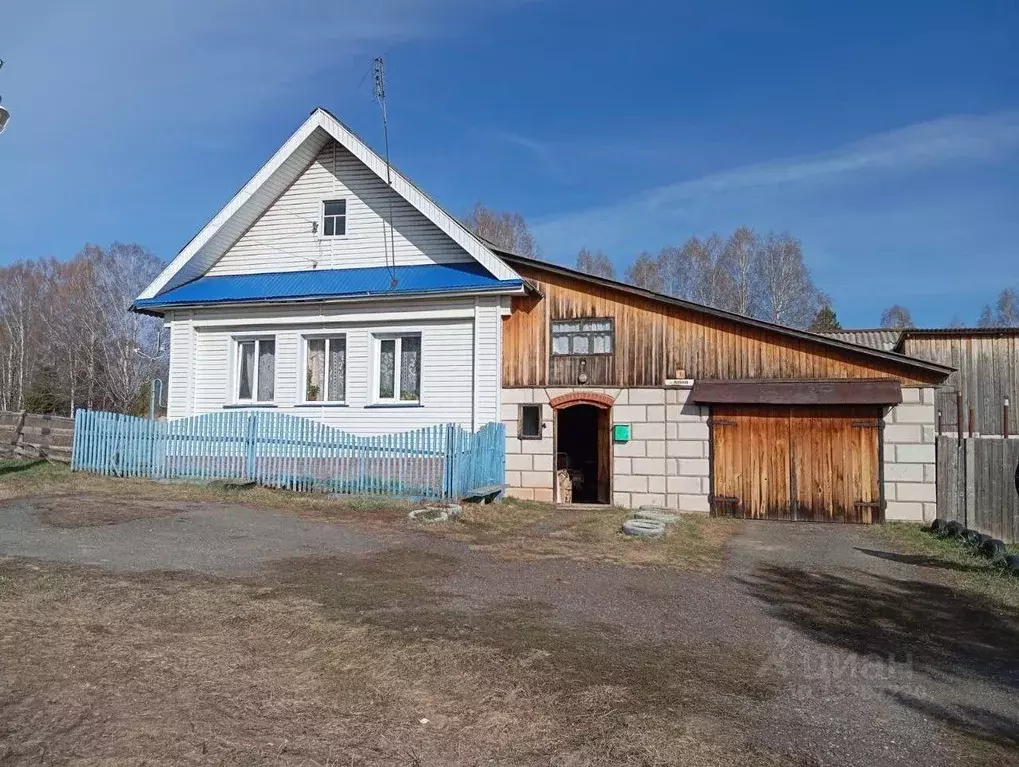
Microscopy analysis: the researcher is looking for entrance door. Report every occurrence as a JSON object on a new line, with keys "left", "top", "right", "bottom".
{"left": 710, "top": 405, "right": 882, "bottom": 523}
{"left": 555, "top": 404, "right": 611, "bottom": 503}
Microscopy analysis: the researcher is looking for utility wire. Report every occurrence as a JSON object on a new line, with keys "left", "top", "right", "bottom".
{"left": 372, "top": 57, "right": 399, "bottom": 289}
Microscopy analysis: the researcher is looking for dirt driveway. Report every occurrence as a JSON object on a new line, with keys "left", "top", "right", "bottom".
{"left": 0, "top": 492, "right": 1016, "bottom": 766}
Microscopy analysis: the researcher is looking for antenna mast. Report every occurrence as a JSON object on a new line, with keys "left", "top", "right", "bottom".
{"left": 372, "top": 57, "right": 398, "bottom": 288}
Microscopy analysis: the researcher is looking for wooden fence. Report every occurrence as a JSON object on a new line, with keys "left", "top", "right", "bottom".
{"left": 936, "top": 435, "right": 1019, "bottom": 543}
{"left": 0, "top": 410, "right": 74, "bottom": 462}
{"left": 71, "top": 409, "right": 505, "bottom": 501}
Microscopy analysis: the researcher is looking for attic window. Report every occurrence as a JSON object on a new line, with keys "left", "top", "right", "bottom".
{"left": 551, "top": 318, "right": 614, "bottom": 356}
{"left": 322, "top": 199, "right": 347, "bottom": 237}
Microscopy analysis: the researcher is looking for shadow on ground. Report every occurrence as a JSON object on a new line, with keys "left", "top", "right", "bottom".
{"left": 739, "top": 561, "right": 1019, "bottom": 752}
{"left": 0, "top": 460, "right": 46, "bottom": 477}
{"left": 854, "top": 547, "right": 992, "bottom": 573}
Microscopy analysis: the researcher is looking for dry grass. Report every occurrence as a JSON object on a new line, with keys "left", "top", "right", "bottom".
{"left": 0, "top": 554, "right": 783, "bottom": 766}
{"left": 423, "top": 498, "right": 741, "bottom": 572}
{"left": 869, "top": 522, "right": 1019, "bottom": 611}
{"left": 1, "top": 461, "right": 739, "bottom": 571}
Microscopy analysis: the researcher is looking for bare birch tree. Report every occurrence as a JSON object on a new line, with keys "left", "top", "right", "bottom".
{"left": 462, "top": 203, "right": 538, "bottom": 258}
{"left": 880, "top": 304, "right": 915, "bottom": 329}
{"left": 575, "top": 248, "right": 616, "bottom": 279}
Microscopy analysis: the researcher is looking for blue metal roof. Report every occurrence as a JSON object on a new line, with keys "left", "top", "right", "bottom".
{"left": 134, "top": 262, "right": 521, "bottom": 313}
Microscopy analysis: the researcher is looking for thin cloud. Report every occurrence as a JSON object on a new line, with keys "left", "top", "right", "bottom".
{"left": 536, "top": 111, "right": 1019, "bottom": 239}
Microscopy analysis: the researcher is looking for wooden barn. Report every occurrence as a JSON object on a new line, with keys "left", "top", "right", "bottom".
{"left": 497, "top": 252, "right": 952, "bottom": 523}
{"left": 827, "top": 328, "right": 1019, "bottom": 436}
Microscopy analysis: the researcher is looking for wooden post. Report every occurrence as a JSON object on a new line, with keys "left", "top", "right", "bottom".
{"left": 956, "top": 392, "right": 964, "bottom": 444}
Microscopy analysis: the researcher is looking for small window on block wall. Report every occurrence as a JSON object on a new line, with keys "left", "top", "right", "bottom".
{"left": 520, "top": 405, "right": 542, "bottom": 439}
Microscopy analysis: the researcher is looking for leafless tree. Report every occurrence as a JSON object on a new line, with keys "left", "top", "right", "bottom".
{"left": 575, "top": 248, "right": 616, "bottom": 279}
{"left": 978, "top": 288, "right": 1019, "bottom": 327}
{"left": 881, "top": 304, "right": 915, "bottom": 329}
{"left": 624, "top": 253, "right": 666, "bottom": 292}
{"left": 462, "top": 203, "right": 538, "bottom": 258}
{"left": 754, "top": 233, "right": 825, "bottom": 328}
{"left": 0, "top": 243, "right": 166, "bottom": 415}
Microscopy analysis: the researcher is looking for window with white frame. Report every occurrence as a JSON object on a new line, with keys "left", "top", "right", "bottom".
{"left": 322, "top": 199, "right": 347, "bottom": 237}
{"left": 375, "top": 334, "right": 421, "bottom": 403}
{"left": 305, "top": 336, "right": 346, "bottom": 403}
{"left": 551, "top": 318, "right": 614, "bottom": 356}
{"left": 235, "top": 338, "right": 275, "bottom": 403}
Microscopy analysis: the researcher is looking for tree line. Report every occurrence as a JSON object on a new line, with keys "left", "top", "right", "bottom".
{"left": 464, "top": 203, "right": 1018, "bottom": 332}
{"left": 0, "top": 243, "right": 166, "bottom": 416}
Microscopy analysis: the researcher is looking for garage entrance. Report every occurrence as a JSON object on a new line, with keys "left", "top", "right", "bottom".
{"left": 710, "top": 404, "right": 883, "bottom": 523}
{"left": 554, "top": 404, "right": 611, "bottom": 504}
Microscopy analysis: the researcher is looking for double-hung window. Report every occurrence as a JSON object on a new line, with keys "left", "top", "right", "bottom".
{"left": 375, "top": 334, "right": 422, "bottom": 404}
{"left": 235, "top": 338, "right": 275, "bottom": 403}
{"left": 322, "top": 199, "right": 346, "bottom": 237}
{"left": 305, "top": 336, "right": 346, "bottom": 403}
{"left": 551, "top": 318, "right": 614, "bottom": 356}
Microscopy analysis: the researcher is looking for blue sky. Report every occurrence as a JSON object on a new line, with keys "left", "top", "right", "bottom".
{"left": 0, "top": 0, "right": 1016, "bottom": 326}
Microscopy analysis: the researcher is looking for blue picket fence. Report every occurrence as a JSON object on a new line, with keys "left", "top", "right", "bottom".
{"left": 71, "top": 409, "right": 505, "bottom": 501}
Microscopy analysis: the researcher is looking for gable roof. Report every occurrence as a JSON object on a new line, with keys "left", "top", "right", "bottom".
{"left": 493, "top": 248, "right": 954, "bottom": 381}
{"left": 137, "top": 107, "right": 521, "bottom": 302}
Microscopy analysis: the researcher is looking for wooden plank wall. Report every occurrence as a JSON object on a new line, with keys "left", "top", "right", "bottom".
{"left": 0, "top": 411, "right": 74, "bottom": 462}
{"left": 903, "top": 335, "right": 1019, "bottom": 435}
{"left": 936, "top": 435, "right": 1019, "bottom": 543}
{"left": 504, "top": 267, "right": 940, "bottom": 387}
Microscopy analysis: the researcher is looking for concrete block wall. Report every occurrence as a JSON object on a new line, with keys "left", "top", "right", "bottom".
{"left": 883, "top": 387, "right": 937, "bottom": 522}
{"left": 501, "top": 387, "right": 711, "bottom": 510}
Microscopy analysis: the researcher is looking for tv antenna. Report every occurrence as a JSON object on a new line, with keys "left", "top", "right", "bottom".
{"left": 372, "top": 56, "right": 398, "bottom": 289}
{"left": 0, "top": 60, "right": 9, "bottom": 135}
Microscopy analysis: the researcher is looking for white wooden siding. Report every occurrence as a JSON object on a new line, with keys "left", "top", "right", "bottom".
{"left": 172, "top": 302, "right": 484, "bottom": 433}
{"left": 473, "top": 297, "right": 501, "bottom": 428}
{"left": 207, "top": 141, "right": 473, "bottom": 276}
{"left": 166, "top": 313, "right": 195, "bottom": 419}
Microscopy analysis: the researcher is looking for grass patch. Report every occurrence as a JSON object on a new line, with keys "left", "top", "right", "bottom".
{"left": 870, "top": 522, "right": 1019, "bottom": 611}
{"left": 424, "top": 498, "right": 740, "bottom": 572}
{"left": 1, "top": 460, "right": 739, "bottom": 571}
{"left": 0, "top": 556, "right": 782, "bottom": 766}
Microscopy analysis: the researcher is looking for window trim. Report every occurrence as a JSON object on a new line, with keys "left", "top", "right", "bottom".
{"left": 232, "top": 335, "right": 276, "bottom": 405}
{"left": 301, "top": 333, "right": 347, "bottom": 405}
{"left": 550, "top": 317, "right": 615, "bottom": 357}
{"left": 321, "top": 198, "right": 347, "bottom": 238}
{"left": 372, "top": 333, "right": 423, "bottom": 406}
{"left": 519, "top": 404, "right": 543, "bottom": 440}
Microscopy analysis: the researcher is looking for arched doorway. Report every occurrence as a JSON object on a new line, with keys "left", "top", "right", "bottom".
{"left": 550, "top": 392, "right": 613, "bottom": 504}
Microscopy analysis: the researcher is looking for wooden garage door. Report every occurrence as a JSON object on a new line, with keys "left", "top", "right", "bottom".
{"left": 710, "top": 405, "right": 883, "bottom": 523}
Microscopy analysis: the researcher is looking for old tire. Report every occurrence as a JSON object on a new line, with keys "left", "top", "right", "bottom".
{"left": 980, "top": 538, "right": 1007, "bottom": 561}
{"left": 964, "top": 529, "right": 983, "bottom": 546}
{"left": 1005, "top": 554, "right": 1019, "bottom": 575}
{"left": 930, "top": 518, "right": 945, "bottom": 534}
{"left": 633, "top": 507, "right": 681, "bottom": 525}
{"left": 622, "top": 518, "right": 666, "bottom": 538}
{"left": 945, "top": 520, "right": 964, "bottom": 538}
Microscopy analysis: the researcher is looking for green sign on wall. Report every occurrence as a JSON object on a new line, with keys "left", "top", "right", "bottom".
{"left": 612, "top": 423, "right": 631, "bottom": 443}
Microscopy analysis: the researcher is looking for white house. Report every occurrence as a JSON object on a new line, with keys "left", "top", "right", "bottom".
{"left": 135, "top": 108, "right": 526, "bottom": 434}
{"left": 136, "top": 107, "right": 952, "bottom": 522}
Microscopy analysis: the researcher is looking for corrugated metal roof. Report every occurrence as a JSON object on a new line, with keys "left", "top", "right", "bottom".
{"left": 133, "top": 262, "right": 522, "bottom": 313}
{"left": 821, "top": 329, "right": 903, "bottom": 352}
